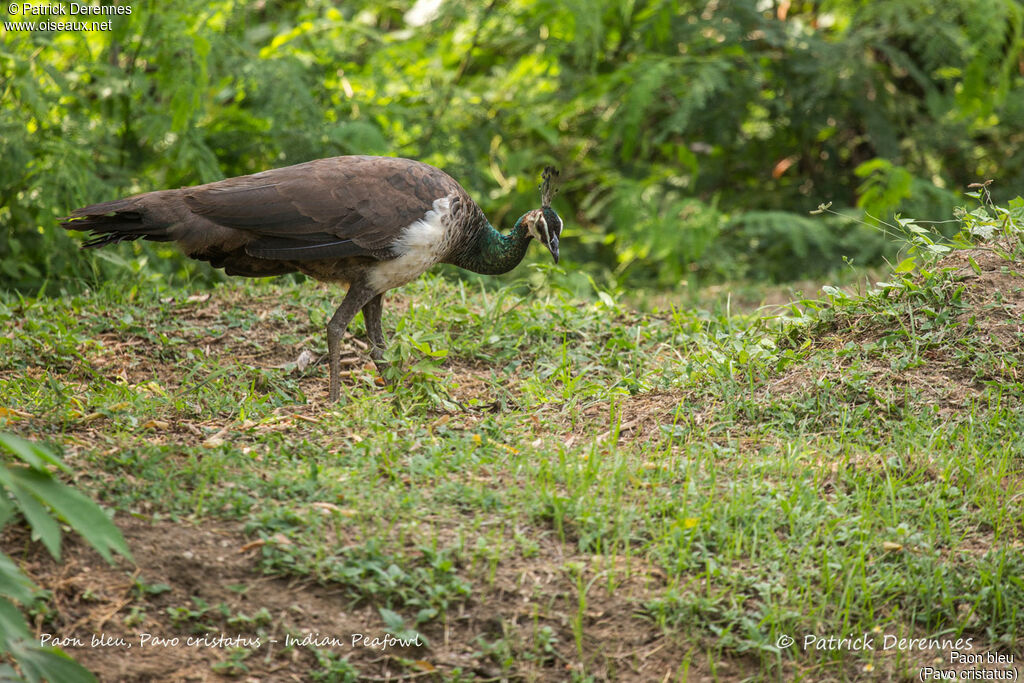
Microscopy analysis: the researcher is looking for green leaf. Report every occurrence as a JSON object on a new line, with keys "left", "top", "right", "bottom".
{"left": 893, "top": 257, "right": 916, "bottom": 274}
{"left": 0, "top": 434, "right": 70, "bottom": 474}
{"left": 409, "top": 339, "right": 448, "bottom": 359}
{"left": 377, "top": 607, "right": 429, "bottom": 646}
{"left": 0, "top": 596, "right": 33, "bottom": 650}
{"left": 0, "top": 554, "right": 38, "bottom": 606}
{"left": 597, "top": 291, "right": 617, "bottom": 308}
{"left": 378, "top": 607, "right": 405, "bottom": 630}
{"left": 6, "top": 468, "right": 132, "bottom": 564}
{"left": 0, "top": 493, "right": 14, "bottom": 528}
{"left": 6, "top": 480, "right": 63, "bottom": 560}
{"left": 8, "top": 641, "right": 98, "bottom": 683}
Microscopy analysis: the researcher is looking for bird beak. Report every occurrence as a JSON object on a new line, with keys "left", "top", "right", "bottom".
{"left": 546, "top": 235, "right": 559, "bottom": 264}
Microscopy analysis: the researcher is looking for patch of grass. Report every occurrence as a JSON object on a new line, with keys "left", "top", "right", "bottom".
{"left": 2, "top": 206, "right": 1023, "bottom": 679}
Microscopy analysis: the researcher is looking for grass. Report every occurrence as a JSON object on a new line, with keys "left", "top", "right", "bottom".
{"left": 1, "top": 237, "right": 1022, "bottom": 680}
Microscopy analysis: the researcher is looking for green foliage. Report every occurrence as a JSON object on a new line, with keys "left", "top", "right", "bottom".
{"left": 252, "top": 508, "right": 470, "bottom": 629}
{"left": 0, "top": 433, "right": 132, "bottom": 683}
{"left": 2, "top": 0, "right": 1023, "bottom": 290}
{"left": 1, "top": 202, "right": 1023, "bottom": 675}
{"left": 715, "top": 210, "right": 887, "bottom": 282}
{"left": 810, "top": 184, "right": 1023, "bottom": 279}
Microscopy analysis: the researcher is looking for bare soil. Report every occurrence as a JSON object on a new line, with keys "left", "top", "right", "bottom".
{"left": 766, "top": 245, "right": 1024, "bottom": 417}
{"left": 1, "top": 284, "right": 709, "bottom": 682}
{"left": 4, "top": 247, "right": 1021, "bottom": 681}
{"left": 5, "top": 514, "right": 707, "bottom": 682}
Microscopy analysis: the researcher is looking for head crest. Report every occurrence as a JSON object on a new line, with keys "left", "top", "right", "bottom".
{"left": 540, "top": 166, "right": 559, "bottom": 209}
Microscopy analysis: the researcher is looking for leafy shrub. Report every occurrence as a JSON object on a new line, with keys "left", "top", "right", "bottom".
{"left": 2, "top": 1, "right": 1022, "bottom": 291}
{"left": 0, "top": 433, "right": 132, "bottom": 683}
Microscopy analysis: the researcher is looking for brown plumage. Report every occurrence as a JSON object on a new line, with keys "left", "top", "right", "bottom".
{"left": 62, "top": 155, "right": 562, "bottom": 400}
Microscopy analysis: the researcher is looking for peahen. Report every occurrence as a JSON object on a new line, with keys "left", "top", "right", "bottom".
{"left": 61, "top": 156, "right": 562, "bottom": 400}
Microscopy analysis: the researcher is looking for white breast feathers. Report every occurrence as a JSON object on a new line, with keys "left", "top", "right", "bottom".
{"left": 366, "top": 196, "right": 452, "bottom": 293}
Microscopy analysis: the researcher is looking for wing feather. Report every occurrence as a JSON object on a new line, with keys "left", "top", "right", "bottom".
{"left": 181, "top": 156, "right": 461, "bottom": 260}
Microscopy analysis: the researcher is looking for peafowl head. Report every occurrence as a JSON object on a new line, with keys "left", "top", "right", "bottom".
{"left": 522, "top": 166, "right": 562, "bottom": 263}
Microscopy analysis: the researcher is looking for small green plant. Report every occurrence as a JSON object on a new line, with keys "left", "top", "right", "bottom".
{"left": 0, "top": 433, "right": 132, "bottom": 683}
{"left": 123, "top": 606, "right": 146, "bottom": 628}
{"left": 309, "top": 650, "right": 360, "bottom": 682}
{"left": 812, "top": 185, "right": 1023, "bottom": 277}
{"left": 532, "top": 625, "right": 559, "bottom": 663}
{"left": 166, "top": 597, "right": 216, "bottom": 633}
{"left": 225, "top": 607, "right": 273, "bottom": 629}
{"left": 251, "top": 514, "right": 471, "bottom": 625}
{"left": 210, "top": 647, "right": 252, "bottom": 676}
{"left": 382, "top": 325, "right": 459, "bottom": 412}
{"left": 131, "top": 576, "right": 172, "bottom": 599}
{"left": 472, "top": 631, "right": 513, "bottom": 670}
{"left": 378, "top": 607, "right": 429, "bottom": 646}
{"left": 3, "top": 214, "right": 1024, "bottom": 679}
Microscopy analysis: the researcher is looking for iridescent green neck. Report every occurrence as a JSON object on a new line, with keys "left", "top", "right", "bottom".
{"left": 452, "top": 216, "right": 531, "bottom": 275}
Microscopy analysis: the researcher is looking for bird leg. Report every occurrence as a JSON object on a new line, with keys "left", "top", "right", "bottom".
{"left": 327, "top": 285, "right": 377, "bottom": 401}
{"left": 361, "top": 293, "right": 390, "bottom": 377}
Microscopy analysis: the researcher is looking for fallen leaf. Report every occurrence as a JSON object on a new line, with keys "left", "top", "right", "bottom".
{"left": 203, "top": 426, "right": 230, "bottom": 448}
{"left": 136, "top": 381, "right": 167, "bottom": 397}
{"left": 239, "top": 539, "right": 266, "bottom": 553}
{"left": 311, "top": 502, "right": 358, "bottom": 517}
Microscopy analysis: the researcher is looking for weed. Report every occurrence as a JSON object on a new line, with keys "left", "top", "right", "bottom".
{"left": 3, "top": 196, "right": 1023, "bottom": 678}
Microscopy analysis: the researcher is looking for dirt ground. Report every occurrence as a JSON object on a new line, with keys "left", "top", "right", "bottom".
{"left": 5, "top": 514, "right": 710, "bottom": 682}
{"left": 1, "top": 279, "right": 707, "bottom": 681}
{"left": 3, "top": 245, "right": 1022, "bottom": 681}
{"left": 766, "top": 245, "right": 1024, "bottom": 417}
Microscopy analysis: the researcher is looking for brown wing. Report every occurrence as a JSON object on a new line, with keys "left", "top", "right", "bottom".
{"left": 182, "top": 156, "right": 462, "bottom": 260}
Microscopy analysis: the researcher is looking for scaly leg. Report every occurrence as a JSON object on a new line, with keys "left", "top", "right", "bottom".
{"left": 327, "top": 284, "right": 376, "bottom": 401}
{"left": 361, "top": 293, "right": 390, "bottom": 375}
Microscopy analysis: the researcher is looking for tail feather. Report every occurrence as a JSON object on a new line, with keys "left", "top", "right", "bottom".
{"left": 61, "top": 198, "right": 172, "bottom": 248}
{"left": 66, "top": 197, "right": 139, "bottom": 217}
